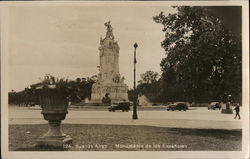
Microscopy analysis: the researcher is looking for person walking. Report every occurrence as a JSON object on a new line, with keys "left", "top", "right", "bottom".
{"left": 234, "top": 104, "right": 240, "bottom": 119}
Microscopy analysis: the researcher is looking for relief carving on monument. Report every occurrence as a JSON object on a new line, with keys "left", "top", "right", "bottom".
{"left": 96, "top": 73, "right": 102, "bottom": 84}
{"left": 99, "top": 40, "right": 119, "bottom": 54}
{"left": 120, "top": 76, "right": 125, "bottom": 83}
{"left": 92, "top": 85, "right": 96, "bottom": 93}
{"left": 99, "top": 37, "right": 105, "bottom": 53}
{"left": 120, "top": 87, "right": 126, "bottom": 93}
{"left": 102, "top": 87, "right": 111, "bottom": 93}
{"left": 113, "top": 41, "right": 120, "bottom": 52}
{"left": 112, "top": 74, "right": 126, "bottom": 84}
{"left": 112, "top": 74, "right": 121, "bottom": 83}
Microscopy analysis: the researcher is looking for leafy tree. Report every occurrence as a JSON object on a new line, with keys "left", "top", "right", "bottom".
{"left": 67, "top": 75, "right": 96, "bottom": 103}
{"left": 137, "top": 71, "right": 161, "bottom": 103}
{"left": 138, "top": 70, "right": 159, "bottom": 84}
{"left": 128, "top": 89, "right": 136, "bottom": 102}
{"left": 153, "top": 6, "right": 242, "bottom": 103}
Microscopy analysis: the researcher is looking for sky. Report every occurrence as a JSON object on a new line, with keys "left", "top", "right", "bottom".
{"left": 8, "top": 5, "right": 176, "bottom": 91}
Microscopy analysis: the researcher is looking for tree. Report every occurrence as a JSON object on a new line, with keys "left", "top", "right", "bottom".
{"left": 128, "top": 89, "right": 136, "bottom": 102}
{"left": 153, "top": 6, "right": 242, "bottom": 103}
{"left": 138, "top": 70, "right": 159, "bottom": 84}
{"left": 137, "top": 71, "right": 161, "bottom": 103}
{"left": 69, "top": 75, "right": 96, "bottom": 103}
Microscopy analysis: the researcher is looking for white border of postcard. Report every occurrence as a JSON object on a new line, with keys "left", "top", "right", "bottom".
{"left": 1, "top": 1, "right": 249, "bottom": 159}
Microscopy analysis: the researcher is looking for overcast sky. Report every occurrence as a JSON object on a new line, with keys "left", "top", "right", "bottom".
{"left": 8, "top": 5, "right": 176, "bottom": 91}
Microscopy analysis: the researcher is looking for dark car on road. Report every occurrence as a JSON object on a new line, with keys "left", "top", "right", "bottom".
{"left": 208, "top": 102, "right": 221, "bottom": 110}
{"left": 166, "top": 102, "right": 188, "bottom": 111}
{"left": 108, "top": 102, "right": 131, "bottom": 112}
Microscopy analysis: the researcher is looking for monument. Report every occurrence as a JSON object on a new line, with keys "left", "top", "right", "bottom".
{"left": 90, "top": 21, "right": 128, "bottom": 104}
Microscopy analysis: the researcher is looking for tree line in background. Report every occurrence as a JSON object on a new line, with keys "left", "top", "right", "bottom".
{"left": 8, "top": 75, "right": 96, "bottom": 106}
{"left": 9, "top": 6, "right": 242, "bottom": 105}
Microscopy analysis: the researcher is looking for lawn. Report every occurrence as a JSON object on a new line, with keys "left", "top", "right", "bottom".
{"left": 9, "top": 124, "right": 241, "bottom": 151}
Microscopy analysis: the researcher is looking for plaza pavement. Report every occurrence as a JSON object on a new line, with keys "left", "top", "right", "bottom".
{"left": 8, "top": 106, "right": 242, "bottom": 130}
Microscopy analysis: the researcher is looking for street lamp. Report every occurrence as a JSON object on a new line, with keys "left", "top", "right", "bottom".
{"left": 132, "top": 43, "right": 138, "bottom": 120}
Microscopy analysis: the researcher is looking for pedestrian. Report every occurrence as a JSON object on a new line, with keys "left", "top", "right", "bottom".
{"left": 234, "top": 104, "right": 240, "bottom": 119}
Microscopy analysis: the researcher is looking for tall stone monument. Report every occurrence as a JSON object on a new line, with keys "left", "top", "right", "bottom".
{"left": 91, "top": 21, "right": 128, "bottom": 104}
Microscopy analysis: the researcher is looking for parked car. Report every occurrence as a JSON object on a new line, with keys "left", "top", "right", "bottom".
{"left": 166, "top": 102, "right": 188, "bottom": 111}
{"left": 208, "top": 102, "right": 221, "bottom": 110}
{"left": 108, "top": 102, "right": 130, "bottom": 112}
{"left": 29, "top": 102, "right": 36, "bottom": 106}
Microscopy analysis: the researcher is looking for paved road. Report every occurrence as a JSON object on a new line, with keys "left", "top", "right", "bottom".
{"left": 9, "top": 106, "right": 241, "bottom": 130}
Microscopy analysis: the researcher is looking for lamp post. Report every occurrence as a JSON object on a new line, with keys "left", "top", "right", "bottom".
{"left": 133, "top": 43, "right": 138, "bottom": 120}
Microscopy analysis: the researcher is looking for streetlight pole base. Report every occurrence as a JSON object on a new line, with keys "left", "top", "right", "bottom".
{"left": 132, "top": 114, "right": 138, "bottom": 120}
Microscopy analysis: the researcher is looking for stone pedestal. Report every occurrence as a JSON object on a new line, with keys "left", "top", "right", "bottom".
{"left": 91, "top": 82, "right": 128, "bottom": 104}
{"left": 221, "top": 109, "right": 233, "bottom": 114}
{"left": 36, "top": 121, "right": 72, "bottom": 148}
{"left": 221, "top": 103, "right": 233, "bottom": 114}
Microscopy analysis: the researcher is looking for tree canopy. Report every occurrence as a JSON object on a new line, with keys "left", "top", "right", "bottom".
{"left": 138, "top": 70, "right": 159, "bottom": 84}
{"left": 153, "top": 6, "right": 242, "bottom": 103}
{"left": 136, "top": 71, "right": 161, "bottom": 103}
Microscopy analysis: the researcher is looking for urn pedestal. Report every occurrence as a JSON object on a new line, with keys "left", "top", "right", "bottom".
{"left": 221, "top": 102, "right": 233, "bottom": 114}
{"left": 36, "top": 121, "right": 72, "bottom": 148}
{"left": 36, "top": 88, "right": 72, "bottom": 149}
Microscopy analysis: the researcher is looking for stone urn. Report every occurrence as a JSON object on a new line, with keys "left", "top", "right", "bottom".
{"left": 36, "top": 85, "right": 72, "bottom": 148}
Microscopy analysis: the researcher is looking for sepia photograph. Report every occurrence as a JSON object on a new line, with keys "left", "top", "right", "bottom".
{"left": 1, "top": 1, "right": 249, "bottom": 159}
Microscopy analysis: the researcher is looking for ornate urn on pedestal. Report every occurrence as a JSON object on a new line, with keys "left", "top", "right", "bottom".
{"left": 35, "top": 75, "right": 72, "bottom": 148}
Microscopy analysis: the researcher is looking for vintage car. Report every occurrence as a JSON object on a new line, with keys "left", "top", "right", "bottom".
{"left": 208, "top": 102, "right": 221, "bottom": 110}
{"left": 166, "top": 102, "right": 188, "bottom": 111}
{"left": 108, "top": 102, "right": 131, "bottom": 112}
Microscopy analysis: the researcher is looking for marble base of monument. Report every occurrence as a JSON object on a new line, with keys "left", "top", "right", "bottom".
{"left": 91, "top": 82, "right": 128, "bottom": 104}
